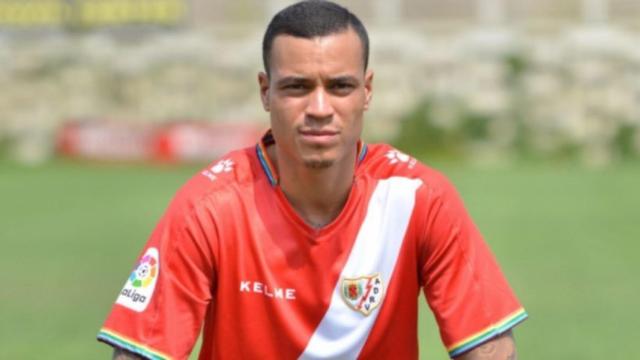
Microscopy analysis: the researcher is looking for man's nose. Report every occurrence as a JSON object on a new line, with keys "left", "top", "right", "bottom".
{"left": 306, "top": 87, "right": 333, "bottom": 120}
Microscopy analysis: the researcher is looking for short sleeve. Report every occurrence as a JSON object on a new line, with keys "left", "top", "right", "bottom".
{"left": 97, "top": 192, "right": 217, "bottom": 360}
{"left": 419, "top": 174, "right": 527, "bottom": 358}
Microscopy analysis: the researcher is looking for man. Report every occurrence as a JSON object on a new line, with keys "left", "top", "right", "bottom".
{"left": 98, "top": 1, "right": 527, "bottom": 359}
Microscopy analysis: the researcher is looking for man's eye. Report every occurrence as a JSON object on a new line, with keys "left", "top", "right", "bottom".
{"left": 331, "top": 83, "right": 355, "bottom": 93}
{"left": 284, "top": 84, "right": 306, "bottom": 90}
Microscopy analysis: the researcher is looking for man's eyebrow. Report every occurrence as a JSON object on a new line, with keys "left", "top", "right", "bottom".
{"left": 276, "top": 76, "right": 310, "bottom": 86}
{"left": 275, "top": 75, "right": 361, "bottom": 86}
{"left": 329, "top": 75, "right": 359, "bottom": 83}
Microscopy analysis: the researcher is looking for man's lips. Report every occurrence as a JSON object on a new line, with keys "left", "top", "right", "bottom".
{"left": 299, "top": 129, "right": 339, "bottom": 136}
{"left": 298, "top": 129, "right": 339, "bottom": 144}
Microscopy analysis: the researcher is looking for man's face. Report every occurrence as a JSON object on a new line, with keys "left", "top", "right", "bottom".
{"left": 259, "top": 28, "right": 373, "bottom": 169}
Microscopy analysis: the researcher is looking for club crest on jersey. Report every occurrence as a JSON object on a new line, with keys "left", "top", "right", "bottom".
{"left": 340, "top": 273, "right": 384, "bottom": 316}
{"left": 116, "top": 247, "right": 159, "bottom": 312}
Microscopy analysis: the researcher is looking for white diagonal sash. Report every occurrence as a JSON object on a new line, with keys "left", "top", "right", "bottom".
{"left": 299, "top": 177, "right": 423, "bottom": 359}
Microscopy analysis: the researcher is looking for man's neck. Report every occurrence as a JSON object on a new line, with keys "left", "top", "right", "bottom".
{"left": 267, "top": 146, "right": 356, "bottom": 229}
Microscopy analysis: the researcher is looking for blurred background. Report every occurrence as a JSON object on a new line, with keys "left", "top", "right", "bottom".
{"left": 0, "top": 0, "right": 638, "bottom": 359}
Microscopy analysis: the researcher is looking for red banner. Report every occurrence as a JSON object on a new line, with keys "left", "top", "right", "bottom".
{"left": 57, "top": 120, "right": 263, "bottom": 163}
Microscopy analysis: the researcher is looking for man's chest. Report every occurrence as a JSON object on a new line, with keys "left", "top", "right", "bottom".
{"left": 204, "top": 177, "right": 425, "bottom": 358}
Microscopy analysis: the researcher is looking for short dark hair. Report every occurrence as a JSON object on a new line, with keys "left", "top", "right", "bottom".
{"left": 262, "top": 0, "right": 369, "bottom": 76}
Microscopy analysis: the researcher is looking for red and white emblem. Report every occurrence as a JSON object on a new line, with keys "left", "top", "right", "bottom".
{"left": 340, "top": 273, "right": 384, "bottom": 316}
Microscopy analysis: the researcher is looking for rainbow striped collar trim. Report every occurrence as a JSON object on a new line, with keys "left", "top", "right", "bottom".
{"left": 255, "top": 130, "right": 368, "bottom": 187}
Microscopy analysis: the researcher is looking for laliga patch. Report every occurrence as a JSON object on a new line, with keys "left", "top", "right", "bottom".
{"left": 116, "top": 247, "right": 159, "bottom": 312}
{"left": 340, "top": 273, "right": 384, "bottom": 316}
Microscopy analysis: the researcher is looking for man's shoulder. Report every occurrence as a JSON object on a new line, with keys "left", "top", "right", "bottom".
{"left": 360, "top": 143, "right": 450, "bottom": 188}
{"left": 168, "top": 146, "right": 260, "bottom": 214}
{"left": 198, "top": 147, "right": 257, "bottom": 188}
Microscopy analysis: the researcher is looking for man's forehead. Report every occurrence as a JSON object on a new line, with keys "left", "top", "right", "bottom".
{"left": 268, "top": 30, "right": 365, "bottom": 77}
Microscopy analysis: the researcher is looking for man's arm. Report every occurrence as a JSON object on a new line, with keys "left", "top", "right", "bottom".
{"left": 455, "top": 331, "right": 517, "bottom": 360}
{"left": 112, "top": 348, "right": 144, "bottom": 360}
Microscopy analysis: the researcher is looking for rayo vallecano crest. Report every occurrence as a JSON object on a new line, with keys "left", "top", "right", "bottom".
{"left": 340, "top": 273, "right": 384, "bottom": 316}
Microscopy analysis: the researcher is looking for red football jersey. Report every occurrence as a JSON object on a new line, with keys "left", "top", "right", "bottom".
{"left": 98, "top": 132, "right": 527, "bottom": 359}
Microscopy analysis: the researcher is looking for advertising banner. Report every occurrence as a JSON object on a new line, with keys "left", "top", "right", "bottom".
{"left": 0, "top": 0, "right": 186, "bottom": 27}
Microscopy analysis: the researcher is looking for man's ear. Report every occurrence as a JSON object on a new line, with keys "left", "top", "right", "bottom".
{"left": 258, "top": 72, "right": 270, "bottom": 112}
{"left": 363, "top": 70, "right": 373, "bottom": 111}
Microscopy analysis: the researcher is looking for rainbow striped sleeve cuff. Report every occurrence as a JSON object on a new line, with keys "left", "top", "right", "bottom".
{"left": 97, "top": 328, "right": 171, "bottom": 360}
{"left": 447, "top": 308, "right": 528, "bottom": 358}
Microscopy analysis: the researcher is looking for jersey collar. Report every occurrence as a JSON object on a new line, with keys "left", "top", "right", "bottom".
{"left": 255, "top": 129, "right": 368, "bottom": 187}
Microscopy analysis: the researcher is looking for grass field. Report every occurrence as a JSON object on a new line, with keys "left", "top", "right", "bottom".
{"left": 1, "top": 159, "right": 638, "bottom": 359}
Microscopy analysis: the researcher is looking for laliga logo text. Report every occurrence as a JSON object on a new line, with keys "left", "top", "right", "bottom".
{"left": 120, "top": 288, "right": 147, "bottom": 304}
{"left": 116, "top": 248, "right": 160, "bottom": 312}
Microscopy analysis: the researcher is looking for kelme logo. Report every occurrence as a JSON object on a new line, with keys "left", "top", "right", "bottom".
{"left": 385, "top": 150, "right": 417, "bottom": 168}
{"left": 116, "top": 247, "right": 160, "bottom": 312}
{"left": 202, "top": 158, "right": 235, "bottom": 181}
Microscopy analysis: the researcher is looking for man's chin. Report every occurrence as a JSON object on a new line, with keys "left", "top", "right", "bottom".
{"left": 303, "top": 158, "right": 334, "bottom": 169}
{"left": 297, "top": 147, "right": 337, "bottom": 169}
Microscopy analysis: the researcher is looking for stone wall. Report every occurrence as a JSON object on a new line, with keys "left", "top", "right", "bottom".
{"left": 1, "top": 14, "right": 640, "bottom": 163}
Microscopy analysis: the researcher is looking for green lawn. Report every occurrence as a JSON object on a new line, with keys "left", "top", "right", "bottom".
{"left": 1, "top": 159, "right": 638, "bottom": 359}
